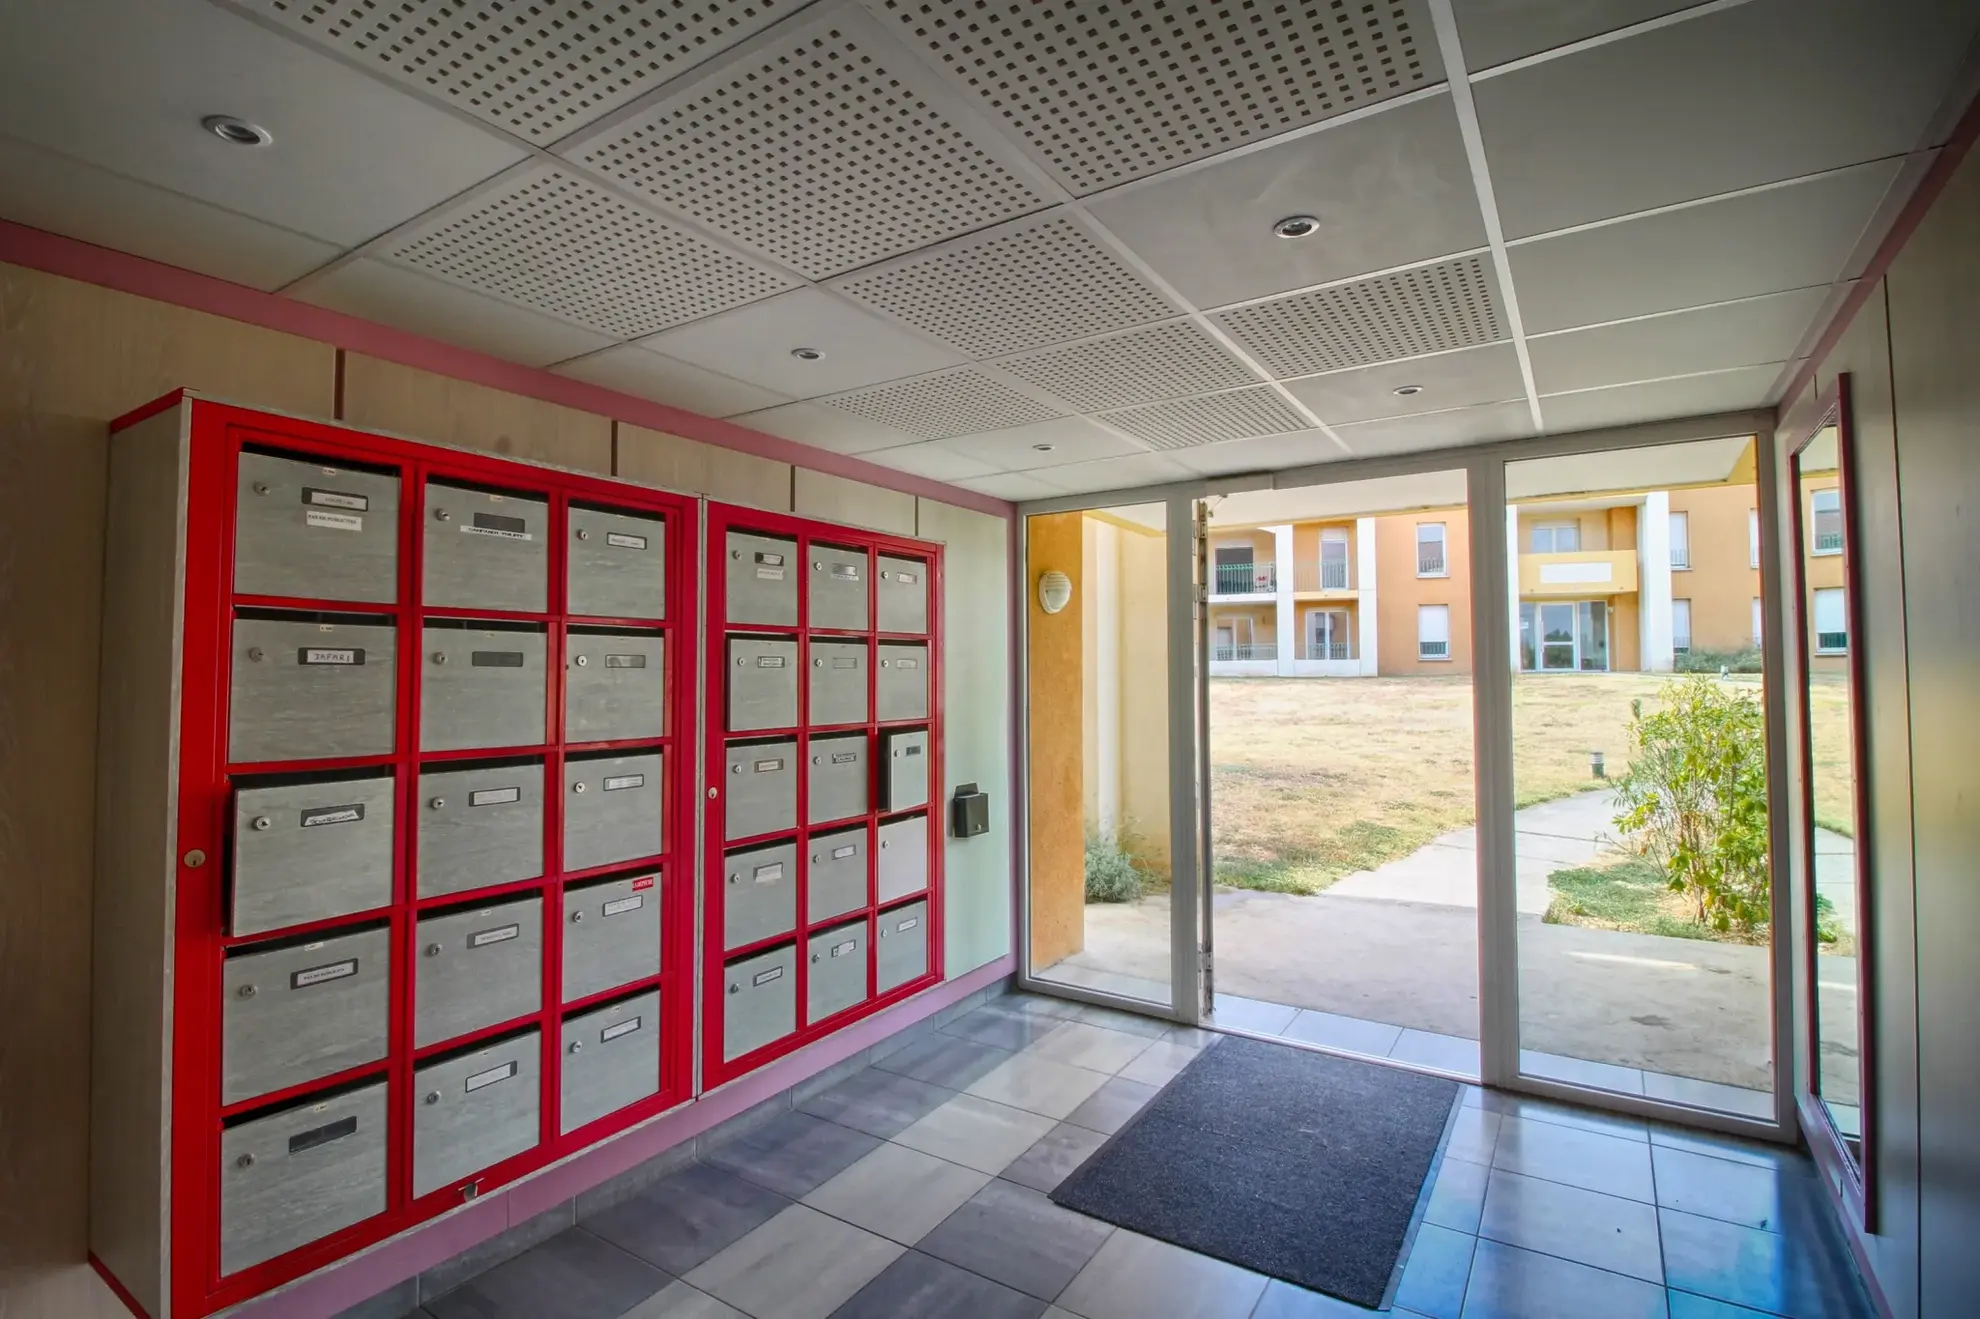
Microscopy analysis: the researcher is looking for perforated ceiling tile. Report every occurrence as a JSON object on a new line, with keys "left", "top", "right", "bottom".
{"left": 833, "top": 214, "right": 1175, "bottom": 356}
{"left": 577, "top": 17, "right": 1050, "bottom": 278}
{"left": 1212, "top": 255, "right": 1505, "bottom": 378}
{"left": 243, "top": 0, "right": 794, "bottom": 140}
{"left": 823, "top": 368, "right": 1062, "bottom": 440}
{"left": 1000, "top": 320, "right": 1260, "bottom": 412}
{"left": 386, "top": 167, "right": 793, "bottom": 338}
{"left": 1100, "top": 386, "right": 1310, "bottom": 450}
{"left": 880, "top": 0, "right": 1440, "bottom": 193}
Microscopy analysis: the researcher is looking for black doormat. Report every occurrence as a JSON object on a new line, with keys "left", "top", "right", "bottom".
{"left": 1050, "top": 1034, "right": 1459, "bottom": 1309}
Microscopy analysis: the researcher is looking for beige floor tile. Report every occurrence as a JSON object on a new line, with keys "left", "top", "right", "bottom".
{"left": 1055, "top": 1230, "right": 1268, "bottom": 1319}
{"left": 892, "top": 1093, "right": 1059, "bottom": 1175}
{"left": 801, "top": 1142, "right": 991, "bottom": 1245}
{"left": 682, "top": 1204, "right": 903, "bottom": 1319}
{"left": 1025, "top": 1022, "right": 1157, "bottom": 1074}
{"left": 967, "top": 1051, "right": 1112, "bottom": 1119}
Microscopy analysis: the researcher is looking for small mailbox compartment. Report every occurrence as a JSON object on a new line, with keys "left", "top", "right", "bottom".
{"left": 722, "top": 943, "right": 796, "bottom": 1062}
{"left": 723, "top": 840, "right": 797, "bottom": 951}
{"left": 219, "top": 1079, "right": 387, "bottom": 1276}
{"left": 420, "top": 622, "right": 547, "bottom": 753}
{"left": 808, "top": 639, "right": 868, "bottom": 727}
{"left": 230, "top": 771, "right": 395, "bottom": 936}
{"left": 566, "top": 628, "right": 665, "bottom": 742}
{"left": 564, "top": 751, "right": 663, "bottom": 874}
{"left": 808, "top": 733, "right": 869, "bottom": 825}
{"left": 876, "top": 899, "right": 929, "bottom": 994}
{"left": 726, "top": 531, "right": 797, "bottom": 627}
{"left": 876, "top": 555, "right": 929, "bottom": 635}
{"left": 563, "top": 873, "right": 661, "bottom": 1003}
{"left": 807, "top": 825, "right": 869, "bottom": 923}
{"left": 222, "top": 925, "right": 390, "bottom": 1105}
{"left": 876, "top": 814, "right": 930, "bottom": 906}
{"left": 235, "top": 450, "right": 400, "bottom": 605}
{"left": 568, "top": 505, "right": 665, "bottom": 621}
{"left": 808, "top": 544, "right": 869, "bottom": 631}
{"left": 414, "top": 897, "right": 543, "bottom": 1048}
{"left": 808, "top": 919, "right": 870, "bottom": 1024}
{"left": 561, "top": 990, "right": 660, "bottom": 1134}
{"left": 416, "top": 759, "right": 544, "bottom": 900}
{"left": 422, "top": 482, "right": 547, "bottom": 614}
{"left": 727, "top": 636, "right": 798, "bottom": 733}
{"left": 723, "top": 738, "right": 796, "bottom": 842}
{"left": 879, "top": 727, "right": 930, "bottom": 813}
{"left": 229, "top": 613, "right": 397, "bottom": 764}
{"left": 412, "top": 1030, "right": 541, "bottom": 1198}
{"left": 876, "top": 642, "right": 929, "bottom": 723}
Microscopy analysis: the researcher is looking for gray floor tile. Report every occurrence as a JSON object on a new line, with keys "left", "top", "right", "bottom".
{"left": 1478, "top": 1168, "right": 1664, "bottom": 1283}
{"left": 1493, "top": 1114, "right": 1657, "bottom": 1201}
{"left": 622, "top": 1281, "right": 750, "bottom": 1318}
{"left": 943, "top": 1003, "right": 1068, "bottom": 1050}
{"left": 1210, "top": 994, "right": 1299, "bottom": 1036}
{"left": 1251, "top": 1278, "right": 1392, "bottom": 1317}
{"left": 1390, "top": 1029, "right": 1483, "bottom": 1076}
{"left": 1000, "top": 1122, "right": 1110, "bottom": 1193}
{"left": 1660, "top": 1206, "right": 1870, "bottom": 1318}
{"left": 1117, "top": 1039, "right": 1206, "bottom": 1087}
{"left": 873, "top": 1032, "right": 1018, "bottom": 1089}
{"left": 1640, "top": 1070, "right": 1776, "bottom": 1119}
{"left": 917, "top": 1179, "right": 1115, "bottom": 1301}
{"left": 1425, "top": 1156, "right": 1491, "bottom": 1234}
{"left": 1520, "top": 1049, "right": 1647, "bottom": 1095}
{"left": 1471, "top": 1089, "right": 1651, "bottom": 1142}
{"left": 1007, "top": 994, "right": 1087, "bottom": 1019}
{"left": 329, "top": 1279, "right": 416, "bottom": 1319}
{"left": 831, "top": 1250, "right": 1049, "bottom": 1319}
{"left": 1026, "top": 1021, "right": 1157, "bottom": 1074}
{"left": 704, "top": 1110, "right": 883, "bottom": 1198}
{"left": 967, "top": 1051, "right": 1113, "bottom": 1120}
{"left": 797, "top": 1066, "right": 957, "bottom": 1139}
{"left": 1652, "top": 1143, "right": 1823, "bottom": 1232}
{"left": 1444, "top": 1106, "right": 1503, "bottom": 1164}
{"left": 1459, "top": 1239, "right": 1667, "bottom": 1319}
{"left": 1283, "top": 1009, "right": 1405, "bottom": 1056}
{"left": 1394, "top": 1224, "right": 1477, "bottom": 1319}
{"left": 684, "top": 1204, "right": 904, "bottom": 1319}
{"left": 1650, "top": 1123, "right": 1814, "bottom": 1173}
{"left": 423, "top": 1228, "right": 667, "bottom": 1319}
{"left": 802, "top": 1143, "right": 990, "bottom": 1245}
{"left": 583, "top": 1162, "right": 792, "bottom": 1277}
{"left": 1065, "top": 1076, "right": 1161, "bottom": 1135}
{"left": 1068, "top": 1003, "right": 1190, "bottom": 1041}
{"left": 893, "top": 1093, "right": 1059, "bottom": 1175}
{"left": 1056, "top": 1229, "right": 1267, "bottom": 1319}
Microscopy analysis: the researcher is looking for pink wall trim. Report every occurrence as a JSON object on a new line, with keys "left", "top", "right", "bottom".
{"left": 224, "top": 956, "right": 1014, "bottom": 1319}
{"left": 0, "top": 219, "right": 1014, "bottom": 520}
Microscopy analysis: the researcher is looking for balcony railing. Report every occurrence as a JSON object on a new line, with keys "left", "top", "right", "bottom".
{"left": 1301, "top": 641, "right": 1351, "bottom": 661}
{"left": 1418, "top": 552, "right": 1446, "bottom": 576}
{"left": 1320, "top": 561, "right": 1348, "bottom": 590}
{"left": 1212, "top": 643, "right": 1278, "bottom": 661}
{"left": 1213, "top": 562, "right": 1276, "bottom": 595}
{"left": 1419, "top": 641, "right": 1450, "bottom": 659}
{"left": 1674, "top": 636, "right": 1692, "bottom": 655}
{"left": 1814, "top": 529, "right": 1845, "bottom": 554}
{"left": 1817, "top": 630, "right": 1849, "bottom": 653}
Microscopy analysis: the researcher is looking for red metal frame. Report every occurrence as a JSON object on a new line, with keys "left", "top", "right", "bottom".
{"left": 700, "top": 503, "right": 946, "bottom": 1090}
{"left": 143, "top": 396, "right": 699, "bottom": 1317}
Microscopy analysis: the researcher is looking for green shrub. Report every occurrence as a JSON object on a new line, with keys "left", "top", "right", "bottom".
{"left": 1084, "top": 830, "right": 1144, "bottom": 903}
{"left": 1675, "top": 646, "right": 1763, "bottom": 674}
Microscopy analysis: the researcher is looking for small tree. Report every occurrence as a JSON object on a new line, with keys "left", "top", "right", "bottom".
{"left": 1610, "top": 676, "right": 1771, "bottom": 932}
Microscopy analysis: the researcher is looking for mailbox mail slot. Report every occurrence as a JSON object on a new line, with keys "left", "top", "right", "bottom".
{"left": 417, "top": 760, "right": 544, "bottom": 899}
{"left": 723, "top": 841, "right": 796, "bottom": 951}
{"left": 876, "top": 814, "right": 930, "bottom": 905}
{"left": 421, "top": 623, "right": 546, "bottom": 752}
{"left": 876, "top": 643, "right": 929, "bottom": 723}
{"left": 414, "top": 897, "right": 542, "bottom": 1048}
{"left": 879, "top": 728, "right": 930, "bottom": 813}
{"left": 724, "top": 739, "right": 795, "bottom": 841}
{"left": 727, "top": 636, "right": 798, "bottom": 732}
{"left": 564, "top": 752, "right": 663, "bottom": 873}
{"left": 219, "top": 1080, "right": 387, "bottom": 1276}
{"left": 423, "top": 483, "right": 547, "bottom": 613}
{"left": 566, "top": 630, "right": 665, "bottom": 742}
{"left": 808, "top": 920, "right": 869, "bottom": 1024}
{"left": 809, "top": 544, "right": 868, "bottom": 631}
{"left": 231, "top": 773, "right": 395, "bottom": 936}
{"left": 413, "top": 1030, "right": 541, "bottom": 1198}
{"left": 235, "top": 451, "right": 399, "bottom": 605}
{"left": 809, "top": 640, "right": 868, "bottom": 727}
{"left": 876, "top": 899, "right": 928, "bottom": 993}
{"left": 809, "top": 733, "right": 869, "bottom": 825}
{"left": 230, "top": 615, "right": 396, "bottom": 764}
{"left": 726, "top": 531, "right": 797, "bottom": 627}
{"left": 223, "top": 925, "right": 390, "bottom": 1104}
{"left": 568, "top": 506, "right": 665, "bottom": 620}
{"left": 807, "top": 825, "right": 869, "bottom": 923}
{"left": 722, "top": 944, "right": 795, "bottom": 1062}
{"left": 877, "top": 555, "right": 929, "bottom": 635}
{"left": 563, "top": 874, "right": 660, "bottom": 1003}
{"left": 561, "top": 991, "right": 659, "bottom": 1134}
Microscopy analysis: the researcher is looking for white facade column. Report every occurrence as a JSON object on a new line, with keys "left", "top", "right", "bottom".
{"left": 1271, "top": 523, "right": 1296, "bottom": 675}
{"left": 1640, "top": 491, "right": 1675, "bottom": 672}
{"left": 1094, "top": 521, "right": 1121, "bottom": 833}
{"left": 1355, "top": 516, "right": 1379, "bottom": 675}
{"left": 1506, "top": 503, "right": 1522, "bottom": 671}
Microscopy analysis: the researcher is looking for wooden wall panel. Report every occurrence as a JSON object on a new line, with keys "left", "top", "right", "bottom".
{"left": 339, "top": 354, "right": 612, "bottom": 474}
{"left": 793, "top": 468, "right": 916, "bottom": 535}
{"left": 618, "top": 422, "right": 791, "bottom": 510}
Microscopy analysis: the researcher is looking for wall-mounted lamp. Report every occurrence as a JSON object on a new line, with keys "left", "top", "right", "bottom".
{"left": 1037, "top": 569, "right": 1072, "bottom": 615}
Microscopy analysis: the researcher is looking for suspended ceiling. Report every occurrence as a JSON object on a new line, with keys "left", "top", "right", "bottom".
{"left": 1, "top": 0, "right": 1973, "bottom": 501}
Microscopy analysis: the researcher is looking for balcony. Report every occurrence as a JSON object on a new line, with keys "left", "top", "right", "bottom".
{"left": 1292, "top": 561, "right": 1355, "bottom": 593}
{"left": 1212, "top": 642, "right": 1278, "bottom": 661}
{"left": 1212, "top": 561, "right": 1277, "bottom": 596}
{"left": 1518, "top": 549, "right": 1639, "bottom": 597}
{"left": 1300, "top": 641, "right": 1352, "bottom": 660}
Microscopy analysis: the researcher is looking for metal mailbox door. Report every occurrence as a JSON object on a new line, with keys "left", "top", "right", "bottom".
{"left": 566, "top": 630, "right": 665, "bottom": 742}
{"left": 808, "top": 544, "right": 869, "bottom": 631}
{"left": 420, "top": 624, "right": 547, "bottom": 752}
{"left": 876, "top": 555, "right": 929, "bottom": 635}
{"left": 876, "top": 815, "right": 930, "bottom": 905}
{"left": 879, "top": 728, "right": 930, "bottom": 812}
{"left": 423, "top": 483, "right": 548, "bottom": 613}
{"left": 807, "top": 920, "right": 869, "bottom": 1024}
{"left": 222, "top": 925, "right": 390, "bottom": 1104}
{"left": 218, "top": 1079, "right": 387, "bottom": 1276}
{"left": 726, "top": 636, "right": 798, "bottom": 732}
{"left": 725, "top": 531, "right": 797, "bottom": 626}
{"left": 876, "top": 899, "right": 929, "bottom": 993}
{"left": 808, "top": 733, "right": 869, "bottom": 825}
{"left": 722, "top": 944, "right": 796, "bottom": 1062}
{"left": 568, "top": 506, "right": 665, "bottom": 620}
{"left": 722, "top": 841, "right": 797, "bottom": 951}
{"left": 808, "top": 640, "right": 868, "bottom": 727}
{"left": 560, "top": 990, "right": 659, "bottom": 1134}
{"left": 416, "top": 761, "right": 544, "bottom": 899}
{"left": 230, "top": 616, "right": 397, "bottom": 764}
{"left": 723, "top": 739, "right": 796, "bottom": 841}
{"left": 563, "top": 752, "right": 663, "bottom": 873}
{"left": 412, "top": 1030, "right": 541, "bottom": 1197}
{"left": 414, "top": 897, "right": 544, "bottom": 1048}
{"left": 807, "top": 825, "right": 869, "bottom": 922}
{"left": 235, "top": 451, "right": 400, "bottom": 604}
{"left": 875, "top": 643, "right": 929, "bottom": 723}
{"left": 563, "top": 874, "right": 661, "bottom": 1003}
{"left": 231, "top": 773, "right": 395, "bottom": 936}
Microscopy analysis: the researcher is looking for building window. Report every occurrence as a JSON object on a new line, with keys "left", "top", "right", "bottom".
{"left": 1813, "top": 587, "right": 1848, "bottom": 654}
{"left": 1749, "top": 509, "right": 1761, "bottom": 569}
{"left": 1320, "top": 528, "right": 1350, "bottom": 589}
{"left": 1753, "top": 597, "right": 1764, "bottom": 647}
{"left": 1306, "top": 608, "right": 1351, "bottom": 661}
{"left": 1670, "top": 511, "right": 1690, "bottom": 569}
{"left": 1811, "top": 489, "right": 1843, "bottom": 555}
{"left": 1530, "top": 522, "right": 1579, "bottom": 553}
{"left": 1416, "top": 522, "right": 1447, "bottom": 577}
{"left": 1418, "top": 604, "right": 1451, "bottom": 660}
{"left": 1519, "top": 600, "right": 1609, "bottom": 671}
{"left": 1213, "top": 543, "right": 1272, "bottom": 595}
{"left": 1673, "top": 599, "right": 1692, "bottom": 655}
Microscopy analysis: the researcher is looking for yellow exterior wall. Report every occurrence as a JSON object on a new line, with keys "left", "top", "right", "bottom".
{"left": 1289, "top": 519, "right": 1359, "bottom": 591}
{"left": 1027, "top": 513, "right": 1086, "bottom": 968}
{"left": 1210, "top": 603, "right": 1277, "bottom": 645}
{"left": 1670, "top": 483, "right": 1762, "bottom": 653}
{"left": 1116, "top": 523, "right": 1173, "bottom": 875}
{"left": 1374, "top": 508, "right": 1472, "bottom": 674}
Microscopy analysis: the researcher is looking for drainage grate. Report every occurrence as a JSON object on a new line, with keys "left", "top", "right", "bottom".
{"left": 1001, "top": 320, "right": 1260, "bottom": 412}
{"left": 1211, "top": 256, "right": 1506, "bottom": 378}
{"left": 823, "top": 368, "right": 1062, "bottom": 440}
{"left": 1100, "top": 386, "right": 1310, "bottom": 450}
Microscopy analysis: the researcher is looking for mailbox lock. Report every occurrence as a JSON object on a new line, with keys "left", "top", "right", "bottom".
{"left": 727, "top": 873, "right": 738, "bottom": 885}
{"left": 237, "top": 984, "right": 257, "bottom": 999}
{"left": 434, "top": 509, "right": 451, "bottom": 522}
{"left": 246, "top": 647, "right": 265, "bottom": 663}
{"left": 813, "top": 560, "right": 822, "bottom": 569}
{"left": 880, "top": 840, "right": 890, "bottom": 850}
{"left": 811, "top": 755, "right": 821, "bottom": 765}
{"left": 236, "top": 1153, "right": 256, "bottom": 1169}
{"left": 734, "top": 656, "right": 745, "bottom": 667}
{"left": 727, "top": 983, "right": 739, "bottom": 995}
{"left": 572, "top": 782, "right": 587, "bottom": 794}
{"left": 814, "top": 658, "right": 824, "bottom": 667}
{"left": 570, "top": 910, "right": 585, "bottom": 923}
{"left": 729, "top": 765, "right": 741, "bottom": 775}
{"left": 424, "top": 942, "right": 442, "bottom": 957}
{"left": 430, "top": 797, "right": 446, "bottom": 810}
{"left": 575, "top": 528, "right": 590, "bottom": 541}
{"left": 568, "top": 1040, "right": 583, "bottom": 1055}
{"left": 424, "top": 1090, "right": 441, "bottom": 1105}
{"left": 574, "top": 655, "right": 589, "bottom": 667}
{"left": 730, "top": 548, "right": 741, "bottom": 560}
{"left": 252, "top": 816, "right": 272, "bottom": 831}
{"left": 431, "top": 651, "right": 448, "bottom": 665}
{"left": 811, "top": 953, "right": 821, "bottom": 964}
{"left": 184, "top": 848, "right": 207, "bottom": 868}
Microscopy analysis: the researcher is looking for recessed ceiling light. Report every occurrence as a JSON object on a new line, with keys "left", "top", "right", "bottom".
{"left": 1032, "top": 443, "right": 1055, "bottom": 452}
{"left": 1272, "top": 215, "right": 1320, "bottom": 240}
{"left": 1392, "top": 384, "right": 1424, "bottom": 397}
{"left": 203, "top": 115, "right": 272, "bottom": 147}
{"left": 790, "top": 347, "right": 825, "bottom": 361}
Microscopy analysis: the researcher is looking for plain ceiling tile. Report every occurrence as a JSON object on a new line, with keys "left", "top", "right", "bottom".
{"left": 550, "top": 345, "right": 788, "bottom": 418}
{"left": 1170, "top": 429, "right": 1353, "bottom": 475}
{"left": 858, "top": 443, "right": 1002, "bottom": 482}
{"left": 1038, "top": 452, "right": 1193, "bottom": 495}
{"left": 637, "top": 288, "right": 965, "bottom": 399}
{"left": 1526, "top": 287, "right": 1834, "bottom": 394}
{"left": 726, "top": 401, "right": 925, "bottom": 456}
{"left": 955, "top": 471, "right": 1070, "bottom": 501}
{"left": 0, "top": 0, "right": 526, "bottom": 247}
{"left": 1335, "top": 401, "right": 1535, "bottom": 455}
{"left": 292, "top": 259, "right": 615, "bottom": 367}
{"left": 0, "top": 133, "right": 336, "bottom": 291}
{"left": 1284, "top": 343, "right": 1528, "bottom": 426}
{"left": 1507, "top": 159, "right": 1902, "bottom": 333}
{"left": 1087, "top": 93, "right": 1486, "bottom": 308}
{"left": 1474, "top": 0, "right": 1977, "bottom": 237}
{"left": 1539, "top": 365, "right": 1784, "bottom": 432}
{"left": 936, "top": 418, "right": 1147, "bottom": 471}
{"left": 1453, "top": 0, "right": 1707, "bottom": 70}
